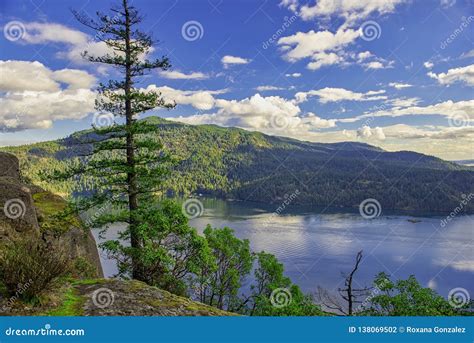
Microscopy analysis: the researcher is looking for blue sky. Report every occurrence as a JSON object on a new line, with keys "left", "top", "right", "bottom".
{"left": 0, "top": 0, "right": 473, "bottom": 160}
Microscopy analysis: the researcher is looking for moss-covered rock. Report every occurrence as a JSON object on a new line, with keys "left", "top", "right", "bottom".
{"left": 32, "top": 191, "right": 82, "bottom": 234}
{"left": 0, "top": 152, "right": 103, "bottom": 278}
{"left": 31, "top": 190, "right": 103, "bottom": 278}
{"left": 1, "top": 279, "right": 236, "bottom": 316}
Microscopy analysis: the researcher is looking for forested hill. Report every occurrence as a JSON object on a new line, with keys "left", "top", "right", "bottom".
{"left": 3, "top": 117, "right": 473, "bottom": 214}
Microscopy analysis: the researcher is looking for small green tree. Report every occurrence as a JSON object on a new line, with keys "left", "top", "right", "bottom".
{"left": 196, "top": 225, "right": 253, "bottom": 311}
{"left": 364, "top": 272, "right": 464, "bottom": 316}
{"left": 52, "top": 0, "right": 175, "bottom": 281}
{"left": 245, "top": 252, "right": 322, "bottom": 316}
{"left": 103, "top": 200, "right": 213, "bottom": 296}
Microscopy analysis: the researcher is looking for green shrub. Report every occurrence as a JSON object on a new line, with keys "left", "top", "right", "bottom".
{"left": 72, "top": 257, "right": 97, "bottom": 279}
{"left": 0, "top": 236, "right": 70, "bottom": 301}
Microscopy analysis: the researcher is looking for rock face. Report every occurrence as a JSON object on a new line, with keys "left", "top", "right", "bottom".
{"left": 0, "top": 152, "right": 103, "bottom": 277}
{"left": 0, "top": 279, "right": 235, "bottom": 316}
{"left": 0, "top": 152, "right": 20, "bottom": 179}
{"left": 0, "top": 153, "right": 39, "bottom": 240}
{"left": 32, "top": 191, "right": 103, "bottom": 278}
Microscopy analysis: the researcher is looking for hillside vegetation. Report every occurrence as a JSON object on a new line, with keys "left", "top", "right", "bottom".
{"left": 3, "top": 117, "right": 473, "bottom": 213}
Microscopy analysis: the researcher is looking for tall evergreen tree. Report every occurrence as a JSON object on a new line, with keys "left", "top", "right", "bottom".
{"left": 53, "top": 0, "right": 175, "bottom": 281}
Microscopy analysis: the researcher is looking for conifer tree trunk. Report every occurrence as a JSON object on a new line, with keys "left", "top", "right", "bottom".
{"left": 122, "top": 0, "right": 141, "bottom": 280}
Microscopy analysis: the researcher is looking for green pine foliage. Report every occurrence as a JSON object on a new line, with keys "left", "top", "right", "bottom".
{"left": 47, "top": 0, "right": 176, "bottom": 281}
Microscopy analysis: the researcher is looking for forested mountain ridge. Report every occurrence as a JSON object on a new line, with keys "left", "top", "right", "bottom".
{"left": 3, "top": 117, "right": 473, "bottom": 214}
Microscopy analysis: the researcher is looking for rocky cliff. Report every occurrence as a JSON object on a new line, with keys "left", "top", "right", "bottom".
{"left": 0, "top": 151, "right": 103, "bottom": 277}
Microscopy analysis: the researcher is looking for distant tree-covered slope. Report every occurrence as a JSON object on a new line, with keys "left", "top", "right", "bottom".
{"left": 3, "top": 117, "right": 473, "bottom": 213}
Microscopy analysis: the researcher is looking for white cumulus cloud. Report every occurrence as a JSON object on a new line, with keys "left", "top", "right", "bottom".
{"left": 295, "top": 87, "right": 387, "bottom": 104}
{"left": 159, "top": 70, "right": 209, "bottom": 80}
{"left": 221, "top": 55, "right": 251, "bottom": 68}
{"left": 427, "top": 64, "right": 474, "bottom": 86}
{"left": 0, "top": 60, "right": 97, "bottom": 131}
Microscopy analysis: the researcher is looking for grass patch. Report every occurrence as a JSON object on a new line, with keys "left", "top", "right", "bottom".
{"left": 44, "top": 287, "right": 85, "bottom": 316}
{"left": 32, "top": 192, "right": 83, "bottom": 234}
{"left": 72, "top": 278, "right": 107, "bottom": 286}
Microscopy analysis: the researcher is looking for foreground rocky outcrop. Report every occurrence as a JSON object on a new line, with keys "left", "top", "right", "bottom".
{"left": 0, "top": 152, "right": 233, "bottom": 317}
{"left": 1, "top": 279, "right": 235, "bottom": 316}
{"left": 0, "top": 152, "right": 103, "bottom": 277}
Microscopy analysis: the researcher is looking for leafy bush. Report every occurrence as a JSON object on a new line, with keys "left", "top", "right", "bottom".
{"left": 363, "top": 272, "right": 464, "bottom": 316}
{"left": 194, "top": 225, "right": 253, "bottom": 311}
{"left": 72, "top": 257, "right": 97, "bottom": 279}
{"left": 246, "top": 252, "right": 323, "bottom": 316}
{"left": 0, "top": 236, "right": 70, "bottom": 301}
{"left": 102, "top": 200, "right": 214, "bottom": 297}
